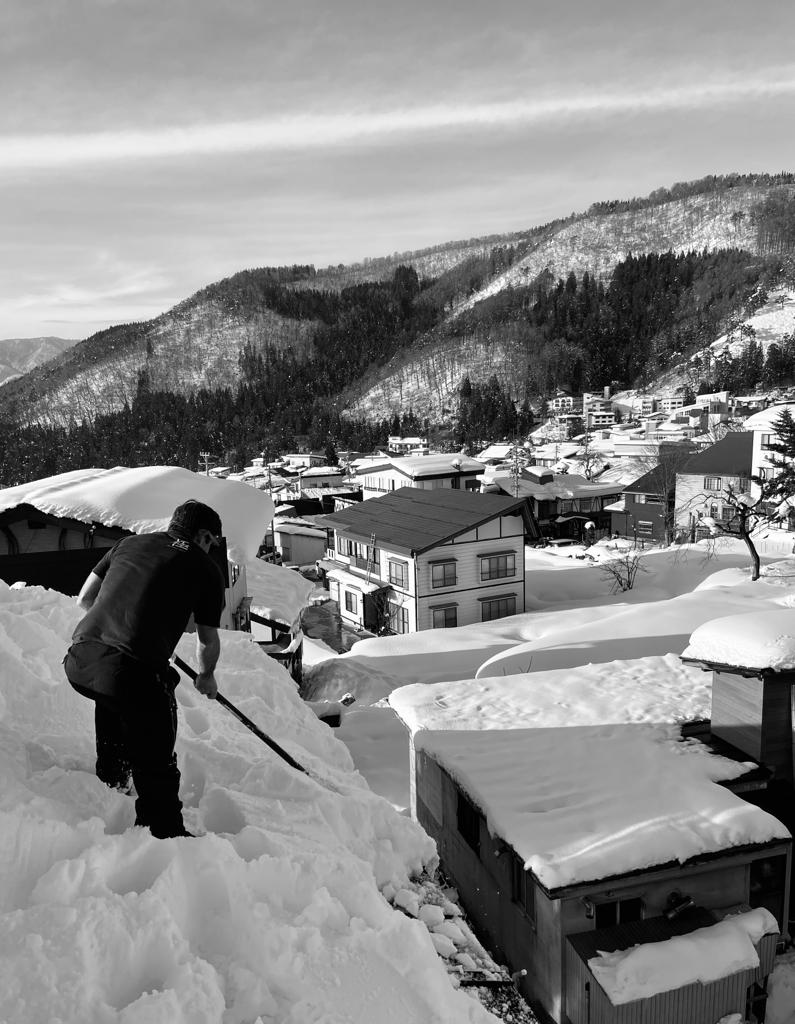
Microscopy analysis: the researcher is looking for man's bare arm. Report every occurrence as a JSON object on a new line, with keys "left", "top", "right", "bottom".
{"left": 76, "top": 572, "right": 103, "bottom": 612}
{"left": 194, "top": 623, "right": 220, "bottom": 699}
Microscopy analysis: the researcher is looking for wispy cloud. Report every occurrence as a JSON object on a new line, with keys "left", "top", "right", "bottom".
{"left": 4, "top": 75, "right": 795, "bottom": 170}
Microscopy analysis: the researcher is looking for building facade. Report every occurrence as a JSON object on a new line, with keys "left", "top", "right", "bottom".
{"left": 321, "top": 487, "right": 538, "bottom": 634}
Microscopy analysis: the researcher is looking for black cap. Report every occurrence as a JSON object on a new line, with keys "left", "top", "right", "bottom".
{"left": 168, "top": 499, "right": 223, "bottom": 540}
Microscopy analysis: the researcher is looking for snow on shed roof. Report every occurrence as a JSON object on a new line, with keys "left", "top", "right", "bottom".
{"left": 0, "top": 466, "right": 274, "bottom": 565}
{"left": 683, "top": 609, "right": 795, "bottom": 672}
{"left": 389, "top": 656, "right": 789, "bottom": 892}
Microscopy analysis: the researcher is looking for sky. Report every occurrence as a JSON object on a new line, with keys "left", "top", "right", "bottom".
{"left": 2, "top": 0, "right": 795, "bottom": 339}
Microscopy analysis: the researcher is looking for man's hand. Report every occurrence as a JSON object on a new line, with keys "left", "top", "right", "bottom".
{"left": 194, "top": 671, "right": 218, "bottom": 700}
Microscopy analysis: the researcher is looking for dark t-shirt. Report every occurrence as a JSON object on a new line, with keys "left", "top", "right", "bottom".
{"left": 72, "top": 531, "right": 225, "bottom": 668}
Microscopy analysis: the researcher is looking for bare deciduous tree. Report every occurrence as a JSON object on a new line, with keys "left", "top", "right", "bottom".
{"left": 600, "top": 551, "right": 649, "bottom": 593}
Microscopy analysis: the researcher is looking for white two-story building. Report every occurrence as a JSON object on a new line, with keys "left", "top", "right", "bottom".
{"left": 353, "top": 453, "right": 485, "bottom": 501}
{"left": 320, "top": 487, "right": 539, "bottom": 634}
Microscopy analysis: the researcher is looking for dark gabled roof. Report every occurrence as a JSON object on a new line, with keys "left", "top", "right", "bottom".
{"left": 319, "top": 486, "right": 538, "bottom": 554}
{"left": 624, "top": 467, "right": 673, "bottom": 496}
{"left": 681, "top": 431, "right": 754, "bottom": 475}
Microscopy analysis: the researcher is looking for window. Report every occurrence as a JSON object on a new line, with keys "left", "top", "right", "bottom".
{"left": 465, "top": 480, "right": 480, "bottom": 491}
{"left": 344, "top": 591, "right": 358, "bottom": 614}
{"left": 635, "top": 494, "right": 646, "bottom": 504}
{"left": 636, "top": 521, "right": 653, "bottom": 536}
{"left": 431, "top": 561, "right": 456, "bottom": 588}
{"left": 338, "top": 537, "right": 350, "bottom": 556}
{"left": 481, "top": 595, "right": 516, "bottom": 622}
{"left": 480, "top": 553, "right": 516, "bottom": 581}
{"left": 511, "top": 853, "right": 536, "bottom": 922}
{"left": 750, "top": 854, "right": 787, "bottom": 922}
{"left": 704, "top": 476, "right": 722, "bottom": 491}
{"left": 388, "top": 602, "right": 409, "bottom": 634}
{"left": 761, "top": 433, "right": 774, "bottom": 451}
{"left": 388, "top": 559, "right": 408, "bottom": 587}
{"left": 457, "top": 791, "right": 481, "bottom": 855}
{"left": 431, "top": 605, "right": 457, "bottom": 628}
{"left": 451, "top": 476, "right": 460, "bottom": 488}
{"left": 594, "top": 896, "right": 643, "bottom": 929}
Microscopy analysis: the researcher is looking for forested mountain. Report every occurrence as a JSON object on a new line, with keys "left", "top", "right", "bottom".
{"left": 1, "top": 173, "right": 795, "bottom": 484}
{"left": 0, "top": 336, "right": 76, "bottom": 387}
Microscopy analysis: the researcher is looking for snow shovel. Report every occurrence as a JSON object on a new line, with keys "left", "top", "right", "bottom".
{"left": 172, "top": 654, "right": 309, "bottom": 775}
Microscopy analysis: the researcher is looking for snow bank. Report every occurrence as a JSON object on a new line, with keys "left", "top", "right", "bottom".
{"left": 589, "top": 907, "right": 778, "bottom": 1005}
{"left": 683, "top": 609, "right": 795, "bottom": 671}
{"left": 0, "top": 580, "right": 495, "bottom": 1024}
{"left": 0, "top": 465, "right": 274, "bottom": 565}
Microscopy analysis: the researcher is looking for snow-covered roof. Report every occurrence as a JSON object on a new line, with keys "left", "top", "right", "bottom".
{"left": 683, "top": 609, "right": 795, "bottom": 672}
{"left": 359, "top": 454, "right": 485, "bottom": 479}
{"left": 477, "top": 443, "right": 515, "bottom": 461}
{"left": 298, "top": 465, "right": 345, "bottom": 477}
{"left": 0, "top": 466, "right": 274, "bottom": 565}
{"left": 389, "top": 657, "right": 789, "bottom": 891}
{"left": 245, "top": 557, "right": 316, "bottom": 630}
{"left": 490, "top": 471, "right": 620, "bottom": 500}
{"left": 743, "top": 403, "right": 795, "bottom": 432}
{"left": 589, "top": 907, "right": 778, "bottom": 1005}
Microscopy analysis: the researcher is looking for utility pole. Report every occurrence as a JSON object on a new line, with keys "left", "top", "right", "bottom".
{"left": 199, "top": 451, "right": 213, "bottom": 476}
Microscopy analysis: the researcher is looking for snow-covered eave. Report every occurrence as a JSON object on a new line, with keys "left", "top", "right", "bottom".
{"left": 680, "top": 655, "right": 792, "bottom": 679}
{"left": 539, "top": 836, "right": 792, "bottom": 901}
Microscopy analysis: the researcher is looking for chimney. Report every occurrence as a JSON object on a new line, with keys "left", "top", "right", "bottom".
{"left": 603, "top": 385, "right": 611, "bottom": 400}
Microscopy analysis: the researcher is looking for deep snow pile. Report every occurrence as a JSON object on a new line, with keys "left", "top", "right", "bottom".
{"left": 0, "top": 466, "right": 274, "bottom": 564}
{"left": 0, "top": 580, "right": 498, "bottom": 1024}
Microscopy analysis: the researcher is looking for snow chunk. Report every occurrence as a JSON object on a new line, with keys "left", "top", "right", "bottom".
{"left": 683, "top": 610, "right": 795, "bottom": 671}
{"left": 588, "top": 908, "right": 778, "bottom": 1005}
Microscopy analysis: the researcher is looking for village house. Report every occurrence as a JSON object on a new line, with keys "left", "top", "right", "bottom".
{"left": 353, "top": 452, "right": 485, "bottom": 501}
{"left": 744, "top": 402, "right": 795, "bottom": 515}
{"left": 390, "top": 651, "right": 791, "bottom": 1024}
{"left": 611, "top": 466, "right": 674, "bottom": 544}
{"left": 319, "top": 486, "right": 539, "bottom": 634}
{"left": 0, "top": 466, "right": 274, "bottom": 633}
{"left": 483, "top": 467, "right": 621, "bottom": 539}
{"left": 387, "top": 435, "right": 430, "bottom": 455}
{"left": 674, "top": 432, "right": 754, "bottom": 541}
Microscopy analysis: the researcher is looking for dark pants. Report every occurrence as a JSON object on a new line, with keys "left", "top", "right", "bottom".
{"left": 64, "top": 641, "right": 186, "bottom": 839}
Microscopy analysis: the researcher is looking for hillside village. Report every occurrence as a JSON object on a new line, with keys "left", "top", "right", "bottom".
{"left": 5, "top": 364, "right": 795, "bottom": 1021}
{"left": 3, "top": 177, "right": 795, "bottom": 1023}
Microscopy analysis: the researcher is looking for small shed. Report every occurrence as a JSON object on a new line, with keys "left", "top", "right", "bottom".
{"left": 390, "top": 659, "right": 791, "bottom": 1024}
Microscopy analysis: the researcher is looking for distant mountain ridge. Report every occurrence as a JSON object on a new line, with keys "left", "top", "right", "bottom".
{"left": 0, "top": 336, "right": 77, "bottom": 388}
{"left": 2, "top": 173, "right": 794, "bottom": 428}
